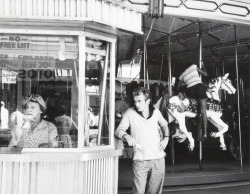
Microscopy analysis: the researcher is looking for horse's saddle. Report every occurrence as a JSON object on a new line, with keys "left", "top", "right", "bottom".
{"left": 168, "top": 93, "right": 222, "bottom": 113}
{"left": 186, "top": 98, "right": 222, "bottom": 113}
{"left": 186, "top": 98, "right": 199, "bottom": 113}
{"left": 206, "top": 99, "right": 222, "bottom": 113}
{"left": 168, "top": 93, "right": 190, "bottom": 112}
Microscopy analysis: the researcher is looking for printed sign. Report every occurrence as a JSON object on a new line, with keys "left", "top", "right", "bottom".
{"left": 0, "top": 36, "right": 30, "bottom": 50}
{"left": 2, "top": 70, "right": 17, "bottom": 84}
{"left": 0, "top": 54, "right": 55, "bottom": 70}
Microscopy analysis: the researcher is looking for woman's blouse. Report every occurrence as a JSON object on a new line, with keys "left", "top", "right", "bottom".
{"left": 179, "top": 64, "right": 202, "bottom": 88}
{"left": 11, "top": 120, "right": 58, "bottom": 148}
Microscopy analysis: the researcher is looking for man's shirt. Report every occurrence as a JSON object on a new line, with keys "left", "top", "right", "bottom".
{"left": 115, "top": 107, "right": 168, "bottom": 161}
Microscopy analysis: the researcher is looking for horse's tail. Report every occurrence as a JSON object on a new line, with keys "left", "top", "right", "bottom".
{"left": 159, "top": 94, "right": 170, "bottom": 121}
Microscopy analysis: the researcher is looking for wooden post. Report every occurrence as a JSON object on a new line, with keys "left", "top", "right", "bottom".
{"left": 98, "top": 43, "right": 110, "bottom": 146}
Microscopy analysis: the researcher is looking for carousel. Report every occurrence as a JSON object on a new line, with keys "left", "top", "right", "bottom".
{"left": 108, "top": 0, "right": 250, "bottom": 191}
{"left": 0, "top": 1, "right": 142, "bottom": 194}
{"left": 0, "top": 0, "right": 250, "bottom": 194}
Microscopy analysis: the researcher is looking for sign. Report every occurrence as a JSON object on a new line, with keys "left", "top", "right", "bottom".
{"left": 2, "top": 70, "right": 17, "bottom": 84}
{"left": 1, "top": 69, "right": 72, "bottom": 82}
{"left": 0, "top": 36, "right": 30, "bottom": 50}
{"left": 0, "top": 54, "right": 55, "bottom": 70}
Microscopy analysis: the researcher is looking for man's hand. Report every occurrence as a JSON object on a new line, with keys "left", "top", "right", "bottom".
{"left": 123, "top": 134, "right": 136, "bottom": 147}
{"left": 159, "top": 137, "right": 169, "bottom": 151}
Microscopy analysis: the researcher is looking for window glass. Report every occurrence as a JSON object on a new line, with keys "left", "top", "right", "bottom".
{"left": 0, "top": 34, "right": 79, "bottom": 149}
{"left": 85, "top": 37, "right": 111, "bottom": 147}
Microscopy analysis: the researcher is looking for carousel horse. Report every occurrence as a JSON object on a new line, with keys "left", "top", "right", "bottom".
{"left": 156, "top": 73, "right": 236, "bottom": 151}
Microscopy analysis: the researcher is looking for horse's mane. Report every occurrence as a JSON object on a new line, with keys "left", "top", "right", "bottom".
{"left": 203, "top": 74, "right": 217, "bottom": 86}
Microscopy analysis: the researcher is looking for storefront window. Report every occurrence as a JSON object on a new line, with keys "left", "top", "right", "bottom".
{"left": 0, "top": 34, "right": 79, "bottom": 149}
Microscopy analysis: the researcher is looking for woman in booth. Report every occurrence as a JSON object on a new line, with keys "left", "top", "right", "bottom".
{"left": 9, "top": 94, "right": 58, "bottom": 148}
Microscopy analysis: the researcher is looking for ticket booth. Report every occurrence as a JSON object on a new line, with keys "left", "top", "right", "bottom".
{"left": 0, "top": 1, "right": 142, "bottom": 194}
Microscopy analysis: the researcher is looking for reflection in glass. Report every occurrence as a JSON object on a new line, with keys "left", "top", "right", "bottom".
{"left": 85, "top": 37, "right": 110, "bottom": 147}
{"left": 0, "top": 34, "right": 79, "bottom": 148}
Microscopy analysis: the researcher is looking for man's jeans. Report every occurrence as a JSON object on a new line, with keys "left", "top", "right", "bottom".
{"left": 132, "top": 157, "right": 165, "bottom": 194}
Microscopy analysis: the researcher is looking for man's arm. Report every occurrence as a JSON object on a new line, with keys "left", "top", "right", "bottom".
{"left": 114, "top": 111, "right": 136, "bottom": 147}
{"left": 161, "top": 125, "right": 170, "bottom": 137}
{"left": 157, "top": 110, "right": 170, "bottom": 150}
{"left": 159, "top": 125, "right": 169, "bottom": 151}
{"left": 114, "top": 112, "right": 130, "bottom": 139}
{"left": 122, "top": 134, "right": 136, "bottom": 147}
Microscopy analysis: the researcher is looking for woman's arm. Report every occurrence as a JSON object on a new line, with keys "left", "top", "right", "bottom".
{"left": 197, "top": 62, "right": 208, "bottom": 76}
{"left": 174, "top": 79, "right": 182, "bottom": 94}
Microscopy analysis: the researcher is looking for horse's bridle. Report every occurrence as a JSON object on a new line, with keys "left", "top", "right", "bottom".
{"left": 220, "top": 77, "right": 234, "bottom": 93}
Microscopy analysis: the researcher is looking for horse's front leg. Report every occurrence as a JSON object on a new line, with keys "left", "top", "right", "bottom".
{"left": 174, "top": 112, "right": 195, "bottom": 151}
{"left": 208, "top": 114, "right": 228, "bottom": 150}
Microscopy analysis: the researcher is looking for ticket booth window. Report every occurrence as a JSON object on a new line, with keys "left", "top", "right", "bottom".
{"left": 0, "top": 34, "right": 115, "bottom": 150}
{"left": 84, "top": 37, "right": 111, "bottom": 147}
{"left": 0, "top": 34, "right": 79, "bottom": 149}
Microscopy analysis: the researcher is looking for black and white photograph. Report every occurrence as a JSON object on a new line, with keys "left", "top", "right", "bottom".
{"left": 0, "top": 0, "right": 249, "bottom": 194}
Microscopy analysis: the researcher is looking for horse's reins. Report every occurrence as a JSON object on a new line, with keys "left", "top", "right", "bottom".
{"left": 220, "top": 77, "right": 234, "bottom": 93}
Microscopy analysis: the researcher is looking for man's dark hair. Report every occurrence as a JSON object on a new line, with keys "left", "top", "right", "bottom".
{"left": 132, "top": 87, "right": 151, "bottom": 101}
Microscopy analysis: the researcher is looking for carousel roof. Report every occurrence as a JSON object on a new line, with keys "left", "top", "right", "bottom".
{"left": 117, "top": 14, "right": 250, "bottom": 87}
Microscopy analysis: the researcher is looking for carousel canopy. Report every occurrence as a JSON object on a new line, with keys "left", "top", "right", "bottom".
{"left": 117, "top": 13, "right": 250, "bottom": 87}
{"left": 113, "top": 0, "right": 250, "bottom": 88}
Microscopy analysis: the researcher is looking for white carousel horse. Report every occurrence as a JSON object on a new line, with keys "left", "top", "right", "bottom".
{"left": 156, "top": 73, "right": 236, "bottom": 151}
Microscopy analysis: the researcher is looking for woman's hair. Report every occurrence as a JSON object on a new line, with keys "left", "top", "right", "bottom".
{"left": 203, "top": 74, "right": 217, "bottom": 86}
{"left": 132, "top": 87, "right": 151, "bottom": 101}
{"left": 22, "top": 94, "right": 46, "bottom": 114}
{"left": 23, "top": 101, "right": 46, "bottom": 118}
{"left": 174, "top": 63, "right": 190, "bottom": 78}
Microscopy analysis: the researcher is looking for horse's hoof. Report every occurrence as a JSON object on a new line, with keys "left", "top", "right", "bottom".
{"left": 197, "top": 137, "right": 207, "bottom": 142}
{"left": 220, "top": 146, "right": 227, "bottom": 151}
{"left": 188, "top": 144, "right": 194, "bottom": 152}
{"left": 198, "top": 136, "right": 207, "bottom": 142}
{"left": 210, "top": 132, "right": 217, "bottom": 138}
{"left": 177, "top": 137, "right": 186, "bottom": 143}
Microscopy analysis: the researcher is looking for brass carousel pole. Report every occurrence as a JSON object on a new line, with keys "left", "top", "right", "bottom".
{"left": 168, "top": 36, "right": 172, "bottom": 97}
{"left": 222, "top": 59, "right": 227, "bottom": 102}
{"left": 143, "top": 15, "right": 146, "bottom": 87}
{"left": 198, "top": 22, "right": 203, "bottom": 171}
{"left": 241, "top": 78, "right": 245, "bottom": 110}
{"left": 168, "top": 35, "right": 175, "bottom": 165}
{"left": 234, "top": 25, "right": 243, "bottom": 167}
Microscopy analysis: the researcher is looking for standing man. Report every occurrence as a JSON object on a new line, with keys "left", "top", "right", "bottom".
{"left": 115, "top": 87, "right": 169, "bottom": 194}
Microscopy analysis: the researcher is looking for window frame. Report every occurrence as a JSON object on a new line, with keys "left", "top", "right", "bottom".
{"left": 0, "top": 29, "right": 117, "bottom": 153}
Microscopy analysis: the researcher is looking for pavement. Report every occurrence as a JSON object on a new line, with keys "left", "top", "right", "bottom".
{"left": 119, "top": 181, "right": 250, "bottom": 194}
{"left": 118, "top": 144, "right": 250, "bottom": 193}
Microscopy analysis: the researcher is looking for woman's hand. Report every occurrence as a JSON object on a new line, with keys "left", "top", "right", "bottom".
{"left": 39, "top": 140, "right": 58, "bottom": 148}
{"left": 12, "top": 127, "right": 23, "bottom": 144}
{"left": 39, "top": 143, "right": 51, "bottom": 148}
{"left": 197, "top": 61, "right": 208, "bottom": 76}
